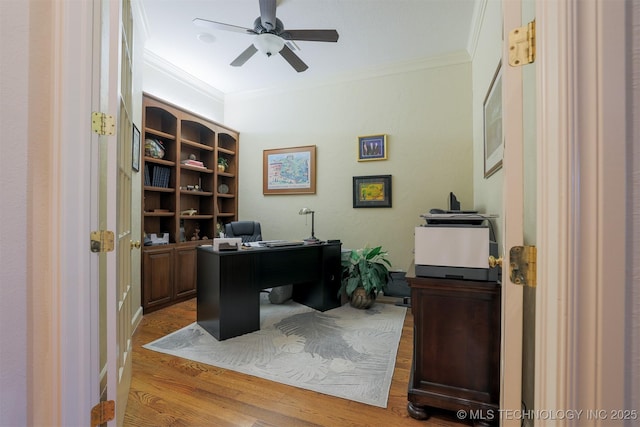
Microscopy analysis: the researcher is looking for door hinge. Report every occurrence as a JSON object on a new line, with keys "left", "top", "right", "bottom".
{"left": 508, "top": 19, "right": 536, "bottom": 67}
{"left": 90, "top": 400, "right": 115, "bottom": 426}
{"left": 509, "top": 245, "right": 537, "bottom": 287}
{"left": 90, "top": 230, "right": 115, "bottom": 253}
{"left": 92, "top": 111, "right": 115, "bottom": 136}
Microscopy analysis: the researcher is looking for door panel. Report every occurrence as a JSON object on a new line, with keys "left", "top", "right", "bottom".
{"left": 143, "top": 248, "right": 174, "bottom": 307}
{"left": 175, "top": 247, "right": 197, "bottom": 298}
{"left": 500, "top": 1, "right": 524, "bottom": 425}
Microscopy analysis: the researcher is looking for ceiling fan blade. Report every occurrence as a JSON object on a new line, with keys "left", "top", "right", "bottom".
{"left": 280, "top": 44, "right": 308, "bottom": 72}
{"left": 193, "top": 18, "right": 255, "bottom": 35}
{"left": 230, "top": 44, "right": 258, "bottom": 67}
{"left": 259, "top": 0, "right": 277, "bottom": 31}
{"left": 280, "top": 29, "right": 339, "bottom": 42}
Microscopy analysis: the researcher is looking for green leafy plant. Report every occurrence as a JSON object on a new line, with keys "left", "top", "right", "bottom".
{"left": 340, "top": 245, "right": 392, "bottom": 297}
{"left": 218, "top": 157, "right": 229, "bottom": 169}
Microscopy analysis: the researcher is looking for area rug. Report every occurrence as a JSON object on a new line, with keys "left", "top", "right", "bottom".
{"left": 144, "top": 294, "right": 407, "bottom": 408}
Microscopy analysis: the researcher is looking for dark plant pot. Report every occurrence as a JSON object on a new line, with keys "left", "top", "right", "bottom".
{"left": 349, "top": 287, "right": 376, "bottom": 309}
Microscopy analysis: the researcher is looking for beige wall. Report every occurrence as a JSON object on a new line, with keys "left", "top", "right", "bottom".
{"left": 472, "top": 0, "right": 504, "bottom": 254}
{"left": 224, "top": 59, "right": 473, "bottom": 271}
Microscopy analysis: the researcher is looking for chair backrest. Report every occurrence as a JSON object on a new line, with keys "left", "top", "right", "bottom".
{"left": 224, "top": 221, "right": 262, "bottom": 242}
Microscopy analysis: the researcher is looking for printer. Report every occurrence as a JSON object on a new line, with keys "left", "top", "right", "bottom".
{"left": 414, "top": 211, "right": 499, "bottom": 281}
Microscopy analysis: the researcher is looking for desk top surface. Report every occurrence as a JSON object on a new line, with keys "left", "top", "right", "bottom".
{"left": 197, "top": 240, "right": 341, "bottom": 255}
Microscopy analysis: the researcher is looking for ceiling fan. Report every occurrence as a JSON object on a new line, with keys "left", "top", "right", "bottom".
{"left": 193, "top": 0, "right": 339, "bottom": 72}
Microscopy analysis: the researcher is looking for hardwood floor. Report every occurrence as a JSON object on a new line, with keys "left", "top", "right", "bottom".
{"left": 123, "top": 298, "right": 467, "bottom": 426}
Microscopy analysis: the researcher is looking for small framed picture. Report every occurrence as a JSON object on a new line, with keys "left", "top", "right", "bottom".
{"left": 357, "top": 134, "right": 387, "bottom": 161}
{"left": 132, "top": 124, "right": 141, "bottom": 172}
{"left": 353, "top": 175, "right": 392, "bottom": 208}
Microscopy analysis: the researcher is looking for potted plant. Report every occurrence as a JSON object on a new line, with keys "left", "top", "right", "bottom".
{"left": 217, "top": 157, "right": 229, "bottom": 172}
{"left": 340, "top": 245, "right": 392, "bottom": 309}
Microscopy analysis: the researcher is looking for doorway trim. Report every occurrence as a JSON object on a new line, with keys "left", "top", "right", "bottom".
{"left": 535, "top": 0, "right": 628, "bottom": 417}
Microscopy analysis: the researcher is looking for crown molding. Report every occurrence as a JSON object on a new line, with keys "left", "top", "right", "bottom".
{"left": 227, "top": 50, "right": 471, "bottom": 101}
{"left": 467, "top": 0, "right": 489, "bottom": 60}
{"left": 143, "top": 49, "right": 225, "bottom": 104}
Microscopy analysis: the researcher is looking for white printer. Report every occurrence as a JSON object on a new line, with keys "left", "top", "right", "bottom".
{"left": 414, "top": 212, "right": 499, "bottom": 281}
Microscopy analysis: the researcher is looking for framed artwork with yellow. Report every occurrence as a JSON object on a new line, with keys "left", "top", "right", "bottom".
{"left": 352, "top": 175, "right": 392, "bottom": 208}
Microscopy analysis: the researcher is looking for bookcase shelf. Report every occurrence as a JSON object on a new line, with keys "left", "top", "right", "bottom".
{"left": 141, "top": 93, "right": 239, "bottom": 313}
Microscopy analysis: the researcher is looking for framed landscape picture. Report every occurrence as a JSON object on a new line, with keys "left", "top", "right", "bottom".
{"left": 353, "top": 175, "right": 392, "bottom": 208}
{"left": 263, "top": 145, "right": 316, "bottom": 195}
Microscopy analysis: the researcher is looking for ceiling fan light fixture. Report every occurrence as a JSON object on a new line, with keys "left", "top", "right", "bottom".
{"left": 253, "top": 33, "right": 284, "bottom": 57}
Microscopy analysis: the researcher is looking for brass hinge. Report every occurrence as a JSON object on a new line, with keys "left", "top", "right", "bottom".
{"left": 90, "top": 230, "right": 115, "bottom": 253}
{"left": 509, "top": 245, "right": 537, "bottom": 287}
{"left": 91, "top": 112, "right": 115, "bottom": 136}
{"left": 90, "top": 400, "right": 115, "bottom": 426}
{"left": 508, "top": 19, "right": 536, "bottom": 67}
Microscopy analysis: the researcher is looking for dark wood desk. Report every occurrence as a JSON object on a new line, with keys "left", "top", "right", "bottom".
{"left": 196, "top": 242, "right": 342, "bottom": 340}
{"left": 406, "top": 268, "right": 501, "bottom": 425}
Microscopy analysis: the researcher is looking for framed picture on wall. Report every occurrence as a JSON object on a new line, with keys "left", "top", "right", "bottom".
{"left": 352, "top": 175, "right": 392, "bottom": 208}
{"left": 132, "top": 124, "right": 141, "bottom": 172}
{"left": 357, "top": 134, "right": 387, "bottom": 161}
{"left": 263, "top": 145, "right": 316, "bottom": 195}
{"left": 483, "top": 61, "right": 503, "bottom": 178}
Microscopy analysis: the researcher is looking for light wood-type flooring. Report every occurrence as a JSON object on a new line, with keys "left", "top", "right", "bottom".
{"left": 123, "top": 297, "right": 467, "bottom": 426}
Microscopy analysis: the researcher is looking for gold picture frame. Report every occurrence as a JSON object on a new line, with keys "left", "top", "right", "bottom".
{"left": 357, "top": 134, "right": 387, "bottom": 161}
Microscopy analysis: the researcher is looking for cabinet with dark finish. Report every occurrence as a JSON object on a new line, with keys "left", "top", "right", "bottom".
{"left": 142, "top": 246, "right": 174, "bottom": 310}
{"left": 174, "top": 245, "right": 197, "bottom": 299}
{"left": 406, "top": 271, "right": 501, "bottom": 425}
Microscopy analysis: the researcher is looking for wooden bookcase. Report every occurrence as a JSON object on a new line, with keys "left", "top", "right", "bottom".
{"left": 141, "top": 94, "right": 239, "bottom": 312}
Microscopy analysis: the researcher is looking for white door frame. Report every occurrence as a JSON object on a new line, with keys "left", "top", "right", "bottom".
{"left": 45, "top": 0, "right": 636, "bottom": 423}
{"left": 43, "top": 0, "right": 119, "bottom": 423}
{"left": 535, "top": 0, "right": 629, "bottom": 421}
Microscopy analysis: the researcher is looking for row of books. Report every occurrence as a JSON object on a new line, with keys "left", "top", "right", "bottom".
{"left": 144, "top": 164, "right": 170, "bottom": 188}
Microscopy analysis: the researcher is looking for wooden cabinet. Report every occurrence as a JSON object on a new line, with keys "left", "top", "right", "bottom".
{"left": 142, "top": 246, "right": 174, "bottom": 310}
{"left": 406, "top": 272, "right": 501, "bottom": 425}
{"left": 174, "top": 246, "right": 197, "bottom": 298}
{"left": 141, "top": 94, "right": 239, "bottom": 312}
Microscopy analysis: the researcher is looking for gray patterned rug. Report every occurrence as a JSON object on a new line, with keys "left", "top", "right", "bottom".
{"left": 144, "top": 294, "right": 407, "bottom": 407}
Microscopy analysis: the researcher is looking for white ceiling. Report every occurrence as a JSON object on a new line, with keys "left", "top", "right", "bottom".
{"left": 139, "top": 0, "right": 480, "bottom": 95}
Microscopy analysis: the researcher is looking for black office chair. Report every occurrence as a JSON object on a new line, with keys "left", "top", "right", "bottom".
{"left": 224, "top": 221, "right": 262, "bottom": 243}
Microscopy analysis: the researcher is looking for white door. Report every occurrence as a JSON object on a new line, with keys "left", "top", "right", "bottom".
{"left": 94, "top": 0, "right": 131, "bottom": 425}
{"left": 115, "top": 0, "right": 136, "bottom": 423}
{"left": 520, "top": 0, "right": 537, "bottom": 422}
{"left": 500, "top": 1, "right": 528, "bottom": 425}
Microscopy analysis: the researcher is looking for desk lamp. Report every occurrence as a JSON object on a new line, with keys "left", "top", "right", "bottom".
{"left": 298, "top": 207, "right": 319, "bottom": 243}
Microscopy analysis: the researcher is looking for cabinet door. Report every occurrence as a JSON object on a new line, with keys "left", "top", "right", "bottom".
{"left": 174, "top": 246, "right": 197, "bottom": 298}
{"left": 142, "top": 247, "right": 174, "bottom": 309}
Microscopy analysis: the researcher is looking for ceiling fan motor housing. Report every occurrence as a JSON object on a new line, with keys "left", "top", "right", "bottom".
{"left": 253, "top": 17, "right": 284, "bottom": 35}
